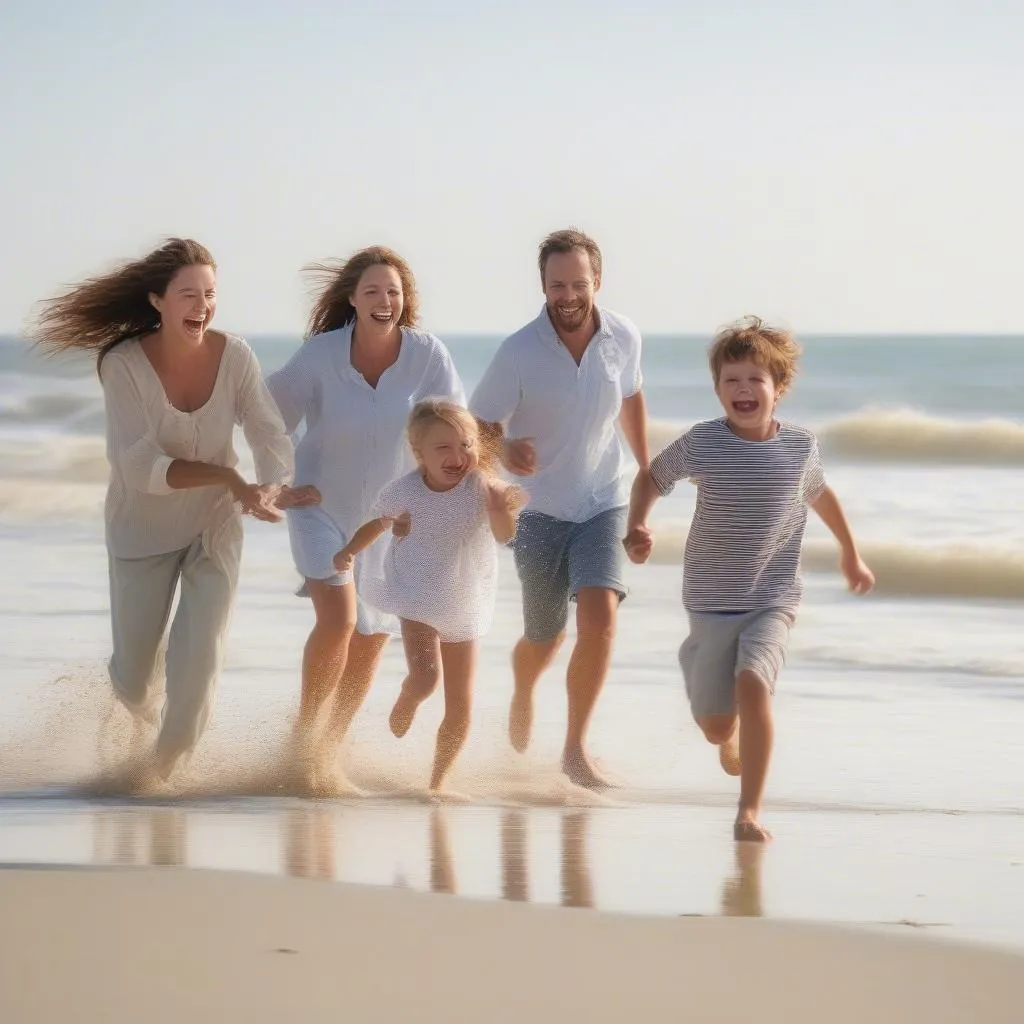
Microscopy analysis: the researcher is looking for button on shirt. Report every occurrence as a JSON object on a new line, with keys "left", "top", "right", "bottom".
{"left": 470, "top": 305, "right": 642, "bottom": 523}
{"left": 266, "top": 324, "right": 466, "bottom": 535}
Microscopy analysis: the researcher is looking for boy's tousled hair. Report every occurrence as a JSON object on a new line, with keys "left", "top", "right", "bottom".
{"left": 708, "top": 316, "right": 801, "bottom": 393}
{"left": 407, "top": 399, "right": 500, "bottom": 475}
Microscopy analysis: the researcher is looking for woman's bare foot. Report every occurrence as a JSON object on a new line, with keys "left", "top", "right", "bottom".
{"left": 427, "top": 787, "right": 472, "bottom": 804}
{"left": 508, "top": 689, "right": 533, "bottom": 753}
{"left": 718, "top": 733, "right": 741, "bottom": 776}
{"left": 562, "top": 749, "right": 611, "bottom": 791}
{"left": 734, "top": 809, "right": 772, "bottom": 843}
{"left": 389, "top": 691, "right": 418, "bottom": 738}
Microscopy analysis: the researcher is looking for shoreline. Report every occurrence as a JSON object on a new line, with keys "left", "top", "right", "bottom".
{"left": 2, "top": 865, "right": 1021, "bottom": 1023}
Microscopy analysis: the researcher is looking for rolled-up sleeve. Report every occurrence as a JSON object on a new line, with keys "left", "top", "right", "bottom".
{"left": 100, "top": 354, "right": 175, "bottom": 495}
{"left": 237, "top": 347, "right": 294, "bottom": 486}
{"left": 266, "top": 344, "right": 315, "bottom": 436}
{"left": 422, "top": 341, "right": 467, "bottom": 406}
{"left": 620, "top": 318, "right": 643, "bottom": 399}
{"left": 648, "top": 430, "right": 694, "bottom": 496}
{"left": 469, "top": 339, "right": 520, "bottom": 425}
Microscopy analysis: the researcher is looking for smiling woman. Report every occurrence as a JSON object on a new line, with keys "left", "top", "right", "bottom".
{"left": 266, "top": 246, "right": 465, "bottom": 792}
{"left": 28, "top": 238, "right": 313, "bottom": 784}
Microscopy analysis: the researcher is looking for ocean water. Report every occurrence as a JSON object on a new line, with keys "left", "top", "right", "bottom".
{"left": 1, "top": 331, "right": 1023, "bottom": 946}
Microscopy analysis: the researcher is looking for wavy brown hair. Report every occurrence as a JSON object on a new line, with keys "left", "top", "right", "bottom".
{"left": 407, "top": 399, "right": 499, "bottom": 476}
{"left": 708, "top": 315, "right": 802, "bottom": 393}
{"left": 304, "top": 246, "right": 420, "bottom": 339}
{"left": 29, "top": 238, "right": 216, "bottom": 371}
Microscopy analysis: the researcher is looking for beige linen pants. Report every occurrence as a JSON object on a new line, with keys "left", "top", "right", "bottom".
{"left": 107, "top": 536, "right": 237, "bottom": 769}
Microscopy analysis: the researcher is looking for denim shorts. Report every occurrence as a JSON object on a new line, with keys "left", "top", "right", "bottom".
{"left": 511, "top": 506, "right": 628, "bottom": 642}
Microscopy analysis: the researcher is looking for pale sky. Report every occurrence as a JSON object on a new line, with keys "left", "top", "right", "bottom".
{"left": 2, "top": 0, "right": 1022, "bottom": 336}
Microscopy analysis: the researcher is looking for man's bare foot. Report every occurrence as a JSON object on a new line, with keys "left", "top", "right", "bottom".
{"left": 734, "top": 810, "right": 772, "bottom": 843}
{"left": 562, "top": 749, "right": 611, "bottom": 791}
{"left": 389, "top": 691, "right": 418, "bottom": 738}
{"left": 508, "top": 689, "right": 533, "bottom": 753}
{"left": 718, "top": 733, "right": 741, "bottom": 777}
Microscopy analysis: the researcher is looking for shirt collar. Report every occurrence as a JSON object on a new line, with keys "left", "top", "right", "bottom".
{"left": 533, "top": 304, "right": 611, "bottom": 349}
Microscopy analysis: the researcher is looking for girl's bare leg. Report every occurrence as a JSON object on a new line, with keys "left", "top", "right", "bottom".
{"left": 429, "top": 639, "right": 477, "bottom": 792}
{"left": 390, "top": 620, "right": 443, "bottom": 738}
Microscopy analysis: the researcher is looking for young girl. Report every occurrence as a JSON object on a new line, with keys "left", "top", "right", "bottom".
{"left": 335, "top": 399, "right": 524, "bottom": 795}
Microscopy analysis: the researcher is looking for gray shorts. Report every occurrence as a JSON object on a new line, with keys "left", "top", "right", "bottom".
{"left": 678, "top": 608, "right": 795, "bottom": 719}
{"left": 512, "top": 506, "right": 628, "bottom": 642}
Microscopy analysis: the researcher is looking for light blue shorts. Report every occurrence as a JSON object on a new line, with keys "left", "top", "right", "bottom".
{"left": 511, "top": 506, "right": 628, "bottom": 642}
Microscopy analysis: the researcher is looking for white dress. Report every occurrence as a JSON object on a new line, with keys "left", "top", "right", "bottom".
{"left": 361, "top": 470, "right": 498, "bottom": 643}
{"left": 266, "top": 324, "right": 465, "bottom": 635}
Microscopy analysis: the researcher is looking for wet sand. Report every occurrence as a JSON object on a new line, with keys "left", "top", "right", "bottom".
{"left": 1, "top": 861, "right": 1021, "bottom": 1024}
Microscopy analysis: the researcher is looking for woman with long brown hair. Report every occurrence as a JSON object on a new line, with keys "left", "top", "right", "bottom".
{"left": 267, "top": 246, "right": 464, "bottom": 791}
{"left": 32, "top": 237, "right": 315, "bottom": 783}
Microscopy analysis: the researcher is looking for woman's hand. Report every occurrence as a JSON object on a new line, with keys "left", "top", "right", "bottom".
{"left": 227, "top": 472, "right": 284, "bottom": 523}
{"left": 275, "top": 484, "right": 322, "bottom": 509}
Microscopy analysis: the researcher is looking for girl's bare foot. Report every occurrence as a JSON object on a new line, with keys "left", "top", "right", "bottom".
{"left": 734, "top": 810, "right": 772, "bottom": 843}
{"left": 389, "top": 691, "right": 418, "bottom": 738}
{"left": 508, "top": 690, "right": 533, "bottom": 753}
{"left": 718, "top": 733, "right": 742, "bottom": 776}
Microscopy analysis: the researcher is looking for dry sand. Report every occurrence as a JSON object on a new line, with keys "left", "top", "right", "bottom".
{"left": 1, "top": 866, "right": 1021, "bottom": 1023}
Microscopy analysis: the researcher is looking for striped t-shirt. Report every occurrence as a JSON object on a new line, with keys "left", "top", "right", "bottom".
{"left": 649, "top": 418, "right": 827, "bottom": 613}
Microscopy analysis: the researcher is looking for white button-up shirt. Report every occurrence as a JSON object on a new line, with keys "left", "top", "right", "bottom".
{"left": 470, "top": 305, "right": 642, "bottom": 523}
{"left": 267, "top": 324, "right": 465, "bottom": 534}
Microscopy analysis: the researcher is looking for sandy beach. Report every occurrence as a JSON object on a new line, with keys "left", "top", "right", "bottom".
{"left": 1, "top": 865, "right": 1021, "bottom": 1024}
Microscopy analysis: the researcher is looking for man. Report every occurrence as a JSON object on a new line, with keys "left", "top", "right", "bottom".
{"left": 471, "top": 228, "right": 649, "bottom": 789}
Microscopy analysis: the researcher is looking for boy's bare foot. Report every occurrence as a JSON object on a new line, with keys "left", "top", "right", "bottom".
{"left": 508, "top": 689, "right": 533, "bottom": 752}
{"left": 718, "top": 733, "right": 741, "bottom": 776}
{"left": 389, "top": 691, "right": 418, "bottom": 738}
{"left": 562, "top": 749, "right": 611, "bottom": 791}
{"left": 734, "top": 810, "right": 772, "bottom": 843}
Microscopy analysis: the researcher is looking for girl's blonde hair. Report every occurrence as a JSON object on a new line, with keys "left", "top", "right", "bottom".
{"left": 407, "top": 399, "right": 500, "bottom": 475}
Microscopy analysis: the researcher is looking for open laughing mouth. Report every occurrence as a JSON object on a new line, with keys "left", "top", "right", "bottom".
{"left": 370, "top": 311, "right": 393, "bottom": 324}
{"left": 183, "top": 316, "right": 206, "bottom": 335}
{"left": 732, "top": 400, "right": 759, "bottom": 414}
{"left": 557, "top": 304, "right": 584, "bottom": 319}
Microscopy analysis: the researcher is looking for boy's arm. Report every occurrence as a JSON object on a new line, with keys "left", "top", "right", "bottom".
{"left": 623, "top": 432, "right": 691, "bottom": 564}
{"left": 810, "top": 486, "right": 874, "bottom": 594}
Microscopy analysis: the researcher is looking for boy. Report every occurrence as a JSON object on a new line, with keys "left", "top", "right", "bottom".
{"left": 623, "top": 317, "right": 874, "bottom": 842}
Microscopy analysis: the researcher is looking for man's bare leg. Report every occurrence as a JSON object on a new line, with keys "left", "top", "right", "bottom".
{"left": 734, "top": 669, "right": 774, "bottom": 842}
{"left": 562, "top": 587, "right": 617, "bottom": 789}
{"left": 508, "top": 633, "right": 563, "bottom": 752}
